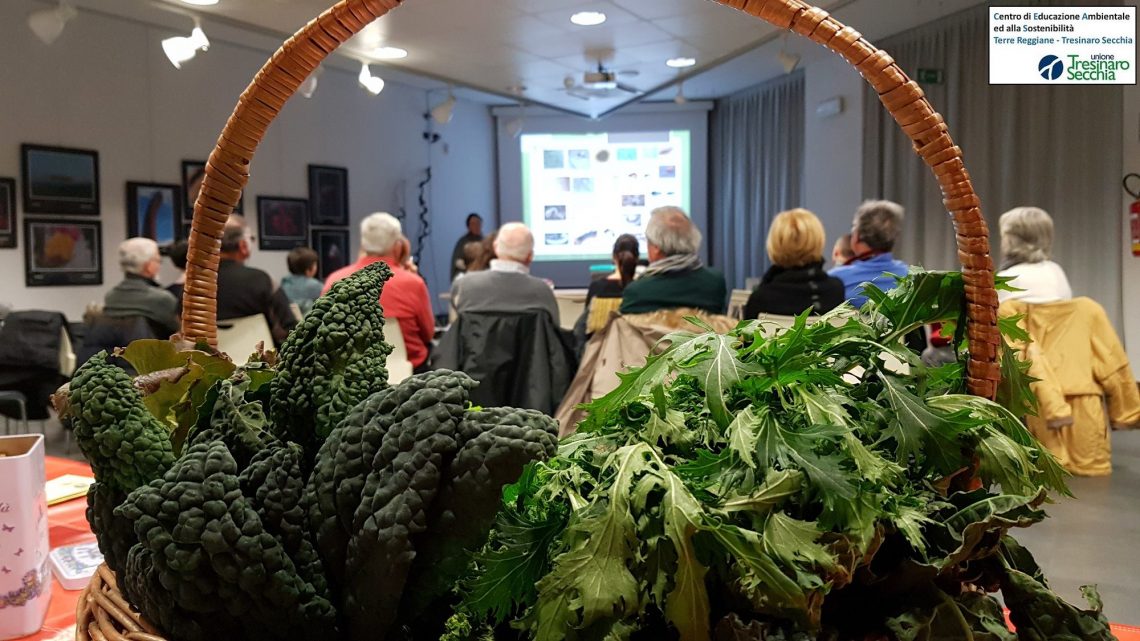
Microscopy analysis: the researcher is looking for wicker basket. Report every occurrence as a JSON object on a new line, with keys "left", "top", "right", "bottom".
{"left": 75, "top": 0, "right": 1001, "bottom": 638}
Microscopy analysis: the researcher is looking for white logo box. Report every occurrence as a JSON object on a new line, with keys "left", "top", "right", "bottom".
{"left": 0, "top": 435, "right": 51, "bottom": 640}
{"left": 989, "top": 6, "right": 1137, "bottom": 85}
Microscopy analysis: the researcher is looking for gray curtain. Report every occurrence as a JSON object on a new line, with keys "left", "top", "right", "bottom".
{"left": 711, "top": 71, "right": 805, "bottom": 289}
{"left": 863, "top": 3, "right": 1123, "bottom": 328}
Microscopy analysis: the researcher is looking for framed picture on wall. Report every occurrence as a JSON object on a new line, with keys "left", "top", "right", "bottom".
{"left": 21, "top": 144, "right": 100, "bottom": 215}
{"left": 308, "top": 165, "right": 348, "bottom": 226}
{"left": 311, "top": 228, "right": 350, "bottom": 281}
{"left": 126, "top": 181, "right": 183, "bottom": 245}
{"left": 258, "top": 196, "right": 308, "bottom": 250}
{"left": 182, "top": 160, "right": 243, "bottom": 221}
{"left": 24, "top": 218, "right": 102, "bottom": 287}
{"left": 0, "top": 177, "right": 15, "bottom": 248}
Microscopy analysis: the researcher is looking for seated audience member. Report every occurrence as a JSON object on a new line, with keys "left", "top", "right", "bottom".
{"left": 217, "top": 215, "right": 298, "bottom": 346}
{"left": 620, "top": 207, "right": 726, "bottom": 314}
{"left": 575, "top": 234, "right": 639, "bottom": 339}
{"left": 829, "top": 200, "right": 909, "bottom": 308}
{"left": 323, "top": 213, "right": 435, "bottom": 372}
{"left": 996, "top": 206, "right": 1072, "bottom": 303}
{"left": 449, "top": 222, "right": 559, "bottom": 323}
{"left": 831, "top": 232, "right": 854, "bottom": 267}
{"left": 103, "top": 237, "right": 180, "bottom": 337}
{"left": 468, "top": 229, "right": 498, "bottom": 273}
{"left": 743, "top": 208, "right": 844, "bottom": 318}
{"left": 166, "top": 239, "right": 188, "bottom": 304}
{"left": 281, "top": 247, "right": 324, "bottom": 316}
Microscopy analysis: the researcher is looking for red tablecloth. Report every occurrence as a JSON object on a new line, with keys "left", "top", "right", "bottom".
{"left": 18, "top": 457, "right": 1140, "bottom": 641}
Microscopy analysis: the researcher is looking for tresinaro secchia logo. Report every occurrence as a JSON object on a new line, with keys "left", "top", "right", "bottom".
{"left": 1038, "top": 54, "right": 1064, "bottom": 80}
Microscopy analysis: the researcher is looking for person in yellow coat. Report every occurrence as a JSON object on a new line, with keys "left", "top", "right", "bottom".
{"left": 1001, "top": 297, "right": 1140, "bottom": 475}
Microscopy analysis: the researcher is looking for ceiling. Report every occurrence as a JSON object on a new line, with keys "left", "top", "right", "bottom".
{"left": 138, "top": 0, "right": 983, "bottom": 118}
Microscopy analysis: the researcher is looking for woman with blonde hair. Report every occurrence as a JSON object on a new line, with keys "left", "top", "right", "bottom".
{"left": 744, "top": 208, "right": 844, "bottom": 318}
{"left": 996, "top": 206, "right": 1072, "bottom": 303}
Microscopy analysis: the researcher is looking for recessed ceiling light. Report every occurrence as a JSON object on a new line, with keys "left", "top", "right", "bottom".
{"left": 666, "top": 57, "right": 696, "bottom": 68}
{"left": 180, "top": 0, "right": 219, "bottom": 5}
{"left": 570, "top": 11, "right": 606, "bottom": 26}
{"left": 373, "top": 46, "right": 408, "bottom": 59}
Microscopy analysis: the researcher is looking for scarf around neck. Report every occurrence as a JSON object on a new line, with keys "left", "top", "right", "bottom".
{"left": 641, "top": 253, "right": 702, "bottom": 278}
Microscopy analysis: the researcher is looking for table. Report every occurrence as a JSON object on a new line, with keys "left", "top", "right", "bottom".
{"left": 17, "top": 458, "right": 1140, "bottom": 641}
{"left": 16, "top": 457, "right": 96, "bottom": 641}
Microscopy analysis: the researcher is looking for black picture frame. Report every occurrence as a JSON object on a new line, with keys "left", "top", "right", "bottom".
{"left": 308, "top": 165, "right": 349, "bottom": 226}
{"left": 24, "top": 218, "right": 102, "bottom": 287}
{"left": 0, "top": 178, "right": 15, "bottom": 248}
{"left": 311, "top": 228, "right": 350, "bottom": 281}
{"left": 21, "top": 144, "right": 100, "bottom": 215}
{"left": 126, "top": 181, "right": 183, "bottom": 245}
{"left": 182, "top": 160, "right": 243, "bottom": 221}
{"left": 257, "top": 196, "right": 309, "bottom": 250}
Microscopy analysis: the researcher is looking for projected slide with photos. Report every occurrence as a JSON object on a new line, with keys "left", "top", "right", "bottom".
{"left": 521, "top": 131, "right": 691, "bottom": 262}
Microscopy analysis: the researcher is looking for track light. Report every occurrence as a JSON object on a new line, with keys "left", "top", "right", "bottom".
{"left": 430, "top": 89, "right": 456, "bottom": 125}
{"left": 162, "top": 24, "right": 209, "bottom": 69}
{"left": 358, "top": 63, "right": 385, "bottom": 95}
{"left": 299, "top": 65, "right": 323, "bottom": 99}
{"left": 28, "top": 0, "right": 77, "bottom": 45}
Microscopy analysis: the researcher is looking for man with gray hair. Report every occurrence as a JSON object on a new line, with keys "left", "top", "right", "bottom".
{"left": 619, "top": 207, "right": 726, "bottom": 314}
{"left": 450, "top": 221, "right": 559, "bottom": 323}
{"left": 102, "top": 237, "right": 179, "bottom": 337}
{"left": 829, "top": 199, "right": 909, "bottom": 308}
{"left": 323, "top": 212, "right": 435, "bottom": 370}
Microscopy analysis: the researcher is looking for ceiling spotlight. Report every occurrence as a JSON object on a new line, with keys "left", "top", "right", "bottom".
{"left": 358, "top": 63, "right": 385, "bottom": 95}
{"left": 373, "top": 46, "right": 408, "bottom": 60}
{"left": 180, "top": 0, "right": 219, "bottom": 5}
{"left": 299, "top": 65, "right": 323, "bottom": 99}
{"left": 27, "top": 0, "right": 77, "bottom": 46}
{"left": 162, "top": 24, "right": 209, "bottom": 69}
{"left": 570, "top": 11, "right": 606, "bottom": 26}
{"left": 430, "top": 89, "right": 457, "bottom": 125}
{"left": 666, "top": 57, "right": 696, "bottom": 69}
{"left": 778, "top": 50, "right": 801, "bottom": 74}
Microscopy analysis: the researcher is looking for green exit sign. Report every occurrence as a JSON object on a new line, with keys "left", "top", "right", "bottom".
{"left": 917, "top": 68, "right": 944, "bottom": 84}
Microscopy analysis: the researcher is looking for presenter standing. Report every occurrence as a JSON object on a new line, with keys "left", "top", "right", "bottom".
{"left": 450, "top": 213, "right": 484, "bottom": 281}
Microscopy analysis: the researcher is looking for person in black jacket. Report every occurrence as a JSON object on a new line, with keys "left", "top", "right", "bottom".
{"left": 744, "top": 208, "right": 845, "bottom": 319}
{"left": 216, "top": 215, "right": 298, "bottom": 346}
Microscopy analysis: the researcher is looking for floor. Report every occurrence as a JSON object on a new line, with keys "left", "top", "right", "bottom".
{"left": 10, "top": 417, "right": 1140, "bottom": 626}
{"left": 1014, "top": 429, "right": 1140, "bottom": 626}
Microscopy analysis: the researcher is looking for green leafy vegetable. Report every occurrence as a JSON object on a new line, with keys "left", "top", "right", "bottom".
{"left": 455, "top": 270, "right": 1097, "bottom": 641}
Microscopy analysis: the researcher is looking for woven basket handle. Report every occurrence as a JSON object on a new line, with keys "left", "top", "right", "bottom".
{"left": 181, "top": 0, "right": 1001, "bottom": 399}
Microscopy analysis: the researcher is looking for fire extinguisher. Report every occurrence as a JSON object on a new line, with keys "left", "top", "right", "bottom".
{"left": 1127, "top": 174, "right": 1140, "bottom": 257}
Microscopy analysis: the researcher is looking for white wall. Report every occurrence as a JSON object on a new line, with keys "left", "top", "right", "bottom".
{"left": 802, "top": 56, "right": 865, "bottom": 251}
{"left": 1122, "top": 84, "right": 1139, "bottom": 366}
{"left": 0, "top": 0, "right": 495, "bottom": 320}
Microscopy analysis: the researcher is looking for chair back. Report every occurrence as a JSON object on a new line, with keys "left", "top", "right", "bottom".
{"left": 728, "top": 289, "right": 751, "bottom": 320}
{"left": 554, "top": 291, "right": 586, "bottom": 331}
{"left": 77, "top": 314, "right": 155, "bottom": 371}
{"left": 585, "top": 297, "right": 623, "bottom": 335}
{"left": 384, "top": 317, "right": 413, "bottom": 384}
{"left": 556, "top": 308, "right": 736, "bottom": 435}
{"left": 215, "top": 315, "right": 274, "bottom": 364}
{"left": 434, "top": 310, "right": 576, "bottom": 414}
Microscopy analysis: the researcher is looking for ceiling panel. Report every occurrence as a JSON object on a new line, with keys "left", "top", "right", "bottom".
{"left": 144, "top": 0, "right": 988, "bottom": 118}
